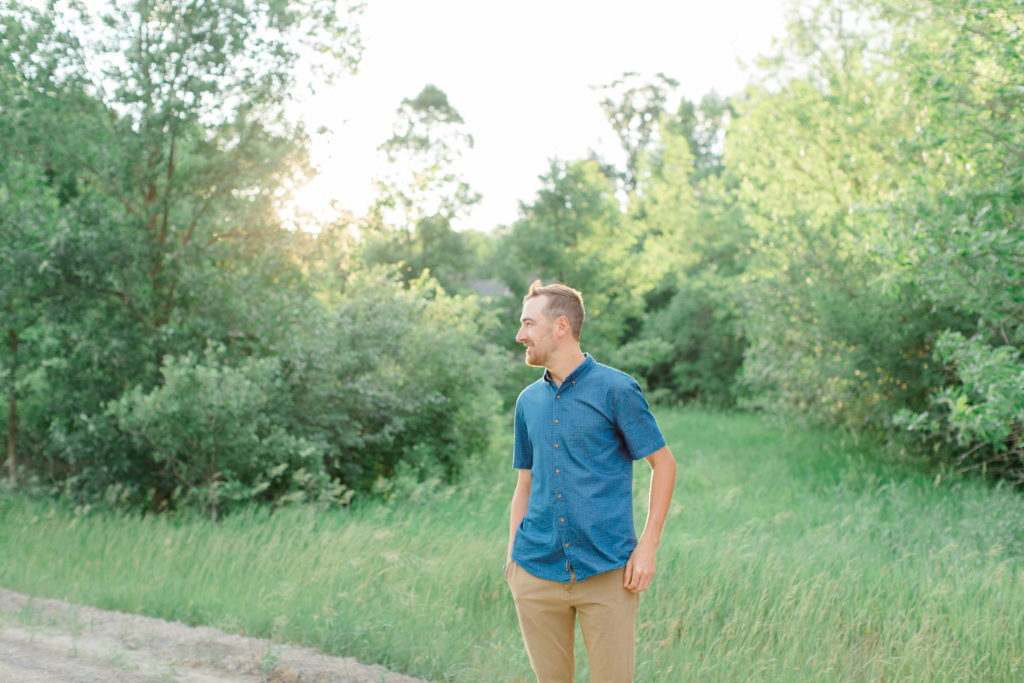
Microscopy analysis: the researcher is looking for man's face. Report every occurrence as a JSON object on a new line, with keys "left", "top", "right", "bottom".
{"left": 516, "top": 296, "right": 556, "bottom": 368}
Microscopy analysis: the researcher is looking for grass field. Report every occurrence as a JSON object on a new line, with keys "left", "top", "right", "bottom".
{"left": 2, "top": 408, "right": 1024, "bottom": 681}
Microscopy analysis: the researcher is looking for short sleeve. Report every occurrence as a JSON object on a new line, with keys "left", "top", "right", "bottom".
{"left": 513, "top": 398, "right": 533, "bottom": 469}
{"left": 611, "top": 378, "right": 667, "bottom": 461}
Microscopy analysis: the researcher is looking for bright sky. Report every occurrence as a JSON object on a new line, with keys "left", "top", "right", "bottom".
{"left": 293, "top": 0, "right": 792, "bottom": 232}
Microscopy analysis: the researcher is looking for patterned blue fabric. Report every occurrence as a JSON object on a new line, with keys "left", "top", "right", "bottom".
{"left": 512, "top": 354, "right": 667, "bottom": 583}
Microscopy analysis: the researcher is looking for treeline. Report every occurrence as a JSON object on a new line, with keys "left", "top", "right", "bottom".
{"left": 371, "top": 0, "right": 1024, "bottom": 482}
{"left": 2, "top": 0, "right": 1022, "bottom": 514}
{"left": 0, "top": 0, "right": 502, "bottom": 516}
{"left": 488, "top": 0, "right": 1023, "bottom": 486}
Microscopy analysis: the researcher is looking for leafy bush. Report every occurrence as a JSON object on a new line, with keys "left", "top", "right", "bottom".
{"left": 719, "top": 0, "right": 1024, "bottom": 492}
{"left": 111, "top": 346, "right": 337, "bottom": 518}
{"left": 18, "top": 265, "right": 505, "bottom": 515}
{"left": 277, "top": 269, "right": 503, "bottom": 495}
{"left": 611, "top": 280, "right": 744, "bottom": 406}
{"left": 896, "top": 332, "right": 1024, "bottom": 485}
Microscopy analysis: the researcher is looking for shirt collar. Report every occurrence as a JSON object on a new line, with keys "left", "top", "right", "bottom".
{"left": 543, "top": 353, "right": 595, "bottom": 387}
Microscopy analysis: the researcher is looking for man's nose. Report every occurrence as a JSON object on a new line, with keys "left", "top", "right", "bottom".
{"left": 515, "top": 327, "right": 527, "bottom": 343}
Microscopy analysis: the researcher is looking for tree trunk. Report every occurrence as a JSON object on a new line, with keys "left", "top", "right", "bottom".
{"left": 6, "top": 328, "right": 17, "bottom": 484}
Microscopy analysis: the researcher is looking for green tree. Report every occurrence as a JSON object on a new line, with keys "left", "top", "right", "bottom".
{"left": 663, "top": 91, "right": 732, "bottom": 184}
{"left": 882, "top": 0, "right": 1024, "bottom": 476}
{"left": 0, "top": 160, "right": 58, "bottom": 482}
{"left": 364, "top": 84, "right": 479, "bottom": 291}
{"left": 611, "top": 127, "right": 750, "bottom": 405}
{"left": 724, "top": 0, "right": 1024, "bottom": 484}
{"left": 0, "top": 7, "right": 124, "bottom": 480}
{"left": 724, "top": 0, "right": 959, "bottom": 429}
{"left": 494, "top": 159, "right": 650, "bottom": 360}
{"left": 0, "top": 0, "right": 362, "bottom": 501}
{"left": 596, "top": 72, "right": 679, "bottom": 191}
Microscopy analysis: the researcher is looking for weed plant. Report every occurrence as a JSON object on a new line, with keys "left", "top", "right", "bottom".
{"left": 2, "top": 409, "right": 1023, "bottom": 680}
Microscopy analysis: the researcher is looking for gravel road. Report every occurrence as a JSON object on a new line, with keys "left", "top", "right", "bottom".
{"left": 0, "top": 588, "right": 428, "bottom": 682}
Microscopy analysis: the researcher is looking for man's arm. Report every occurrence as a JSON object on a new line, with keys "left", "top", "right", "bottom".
{"left": 507, "top": 468, "right": 532, "bottom": 564}
{"left": 624, "top": 445, "right": 676, "bottom": 593}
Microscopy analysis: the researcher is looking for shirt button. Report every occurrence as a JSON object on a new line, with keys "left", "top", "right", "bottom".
{"left": 554, "top": 419, "right": 559, "bottom": 423}
{"left": 556, "top": 395, "right": 560, "bottom": 399}
{"left": 555, "top": 469, "right": 560, "bottom": 474}
{"left": 557, "top": 494, "right": 562, "bottom": 498}
{"left": 564, "top": 543, "right": 570, "bottom": 548}
{"left": 560, "top": 517, "right": 565, "bottom": 523}
{"left": 554, "top": 443, "right": 559, "bottom": 448}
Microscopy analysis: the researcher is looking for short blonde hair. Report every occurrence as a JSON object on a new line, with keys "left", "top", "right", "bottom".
{"left": 524, "top": 280, "right": 585, "bottom": 340}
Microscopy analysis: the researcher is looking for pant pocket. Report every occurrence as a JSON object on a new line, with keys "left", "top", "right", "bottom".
{"left": 504, "top": 558, "right": 518, "bottom": 590}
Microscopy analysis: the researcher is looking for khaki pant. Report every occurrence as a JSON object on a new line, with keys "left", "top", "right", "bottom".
{"left": 506, "top": 560, "right": 639, "bottom": 683}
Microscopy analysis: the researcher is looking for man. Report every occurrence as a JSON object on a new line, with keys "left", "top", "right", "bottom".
{"left": 505, "top": 280, "right": 676, "bottom": 683}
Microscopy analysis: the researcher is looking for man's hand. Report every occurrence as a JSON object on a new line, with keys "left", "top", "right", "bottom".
{"left": 623, "top": 538, "right": 658, "bottom": 594}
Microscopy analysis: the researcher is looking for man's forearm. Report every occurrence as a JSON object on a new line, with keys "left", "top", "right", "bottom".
{"left": 508, "top": 469, "right": 532, "bottom": 560}
{"left": 639, "top": 446, "right": 676, "bottom": 547}
{"left": 508, "top": 499, "right": 528, "bottom": 559}
{"left": 625, "top": 446, "right": 676, "bottom": 593}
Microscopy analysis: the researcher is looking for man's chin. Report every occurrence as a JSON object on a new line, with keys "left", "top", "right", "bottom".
{"left": 524, "top": 349, "right": 545, "bottom": 367}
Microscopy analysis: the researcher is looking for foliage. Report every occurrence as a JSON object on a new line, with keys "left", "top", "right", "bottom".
{"left": 111, "top": 347, "right": 336, "bottom": 519}
{"left": 363, "top": 84, "right": 479, "bottom": 292}
{"left": 0, "top": 1, "right": 504, "bottom": 512}
{"left": 487, "top": 78, "right": 750, "bottom": 407}
{"left": 493, "top": 159, "right": 652, "bottom": 361}
{"left": 276, "top": 269, "right": 502, "bottom": 495}
{"left": 878, "top": 0, "right": 1024, "bottom": 474}
{"left": 897, "top": 331, "right": 1024, "bottom": 484}
{"left": 710, "top": 0, "right": 1024, "bottom": 482}
{"left": 609, "top": 126, "right": 748, "bottom": 405}
{"left": 664, "top": 91, "right": 733, "bottom": 184}
{"left": 728, "top": 0, "right": 910, "bottom": 425}
{"left": 1, "top": 0, "right": 351, "bottom": 439}
{"left": 595, "top": 72, "right": 680, "bottom": 191}
{"left": 6, "top": 0, "right": 1024, "bottom": 502}
{"left": 612, "top": 279, "right": 744, "bottom": 406}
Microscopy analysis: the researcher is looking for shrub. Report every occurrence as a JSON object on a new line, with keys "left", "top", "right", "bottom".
{"left": 275, "top": 269, "right": 503, "bottom": 496}
{"left": 896, "top": 332, "right": 1024, "bottom": 485}
{"left": 111, "top": 346, "right": 337, "bottom": 518}
{"left": 610, "top": 280, "right": 744, "bottom": 406}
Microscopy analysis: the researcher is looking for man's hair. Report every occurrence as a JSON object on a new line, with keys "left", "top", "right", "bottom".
{"left": 524, "top": 280, "right": 585, "bottom": 340}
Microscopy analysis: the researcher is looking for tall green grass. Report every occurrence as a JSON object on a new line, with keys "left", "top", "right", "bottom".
{"left": 2, "top": 409, "right": 1023, "bottom": 681}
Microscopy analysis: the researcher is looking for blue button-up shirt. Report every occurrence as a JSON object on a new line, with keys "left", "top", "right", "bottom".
{"left": 511, "top": 354, "right": 667, "bottom": 583}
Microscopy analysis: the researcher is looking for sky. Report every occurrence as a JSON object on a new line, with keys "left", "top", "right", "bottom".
{"left": 291, "top": 0, "right": 792, "bottom": 232}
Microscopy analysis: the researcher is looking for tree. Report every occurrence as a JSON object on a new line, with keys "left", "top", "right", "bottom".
{"left": 364, "top": 84, "right": 479, "bottom": 291}
{"left": 2, "top": 0, "right": 361, "bottom": 326}
{"left": 881, "top": 0, "right": 1024, "bottom": 477}
{"left": 723, "top": 0, "right": 1024, "bottom": 484}
{"left": 0, "top": 161, "right": 59, "bottom": 482}
{"left": 596, "top": 72, "right": 679, "bottom": 191}
{"left": 0, "top": 0, "right": 362, "bottom": 500}
{"left": 663, "top": 91, "right": 732, "bottom": 184}
{"left": 0, "top": 7, "right": 112, "bottom": 481}
{"left": 495, "top": 159, "right": 649, "bottom": 359}
{"left": 611, "top": 126, "right": 750, "bottom": 405}
{"left": 724, "top": 0, "right": 961, "bottom": 428}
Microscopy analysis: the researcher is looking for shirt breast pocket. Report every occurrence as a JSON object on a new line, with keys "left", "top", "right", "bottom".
{"left": 565, "top": 421, "right": 621, "bottom": 470}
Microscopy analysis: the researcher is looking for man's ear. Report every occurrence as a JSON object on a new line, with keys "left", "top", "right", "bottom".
{"left": 554, "top": 315, "right": 571, "bottom": 339}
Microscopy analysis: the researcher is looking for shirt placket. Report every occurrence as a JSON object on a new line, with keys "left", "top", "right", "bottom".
{"left": 552, "top": 380, "right": 572, "bottom": 575}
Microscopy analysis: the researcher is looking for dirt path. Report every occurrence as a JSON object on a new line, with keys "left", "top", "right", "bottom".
{"left": 0, "top": 588, "right": 428, "bottom": 682}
